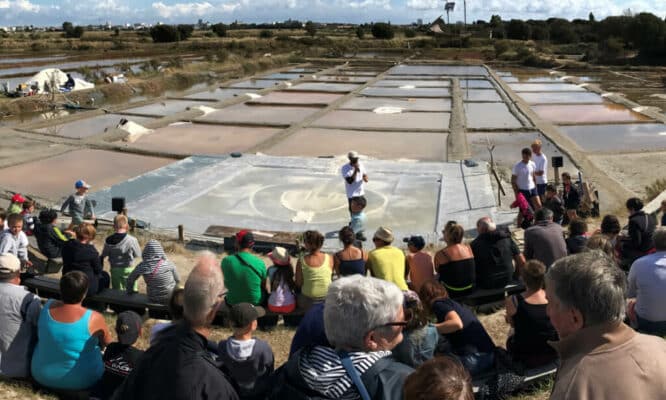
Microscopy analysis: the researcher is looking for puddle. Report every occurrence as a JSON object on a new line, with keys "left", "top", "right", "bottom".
{"left": 123, "top": 100, "right": 212, "bottom": 117}
{"left": 468, "top": 131, "right": 576, "bottom": 173}
{"left": 0, "top": 149, "right": 171, "bottom": 199}
{"left": 373, "top": 80, "right": 450, "bottom": 87}
{"left": 0, "top": 55, "right": 69, "bottom": 64}
{"left": 286, "top": 82, "right": 360, "bottom": 92}
{"left": 227, "top": 79, "right": 283, "bottom": 89}
{"left": 462, "top": 89, "right": 502, "bottom": 102}
{"left": 464, "top": 103, "right": 523, "bottom": 129}
{"left": 558, "top": 123, "right": 666, "bottom": 152}
{"left": 261, "top": 73, "right": 305, "bottom": 80}
{"left": 508, "top": 83, "right": 586, "bottom": 92}
{"left": 388, "top": 65, "right": 488, "bottom": 76}
{"left": 35, "top": 114, "right": 155, "bottom": 139}
{"left": 249, "top": 91, "right": 343, "bottom": 105}
{"left": 517, "top": 92, "right": 604, "bottom": 104}
{"left": 182, "top": 88, "right": 251, "bottom": 101}
{"left": 532, "top": 103, "right": 653, "bottom": 124}
{"left": 196, "top": 104, "right": 321, "bottom": 126}
{"left": 312, "top": 110, "right": 450, "bottom": 130}
{"left": 340, "top": 97, "right": 451, "bottom": 112}
{"left": 164, "top": 82, "right": 210, "bottom": 97}
{"left": 0, "top": 58, "right": 147, "bottom": 77}
{"left": 266, "top": 128, "right": 448, "bottom": 161}
{"left": 123, "top": 123, "right": 281, "bottom": 155}
{"left": 460, "top": 79, "right": 494, "bottom": 89}
{"left": 362, "top": 87, "right": 450, "bottom": 98}
{"left": 315, "top": 75, "right": 369, "bottom": 83}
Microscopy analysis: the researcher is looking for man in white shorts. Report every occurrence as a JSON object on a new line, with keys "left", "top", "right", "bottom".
{"left": 511, "top": 147, "right": 541, "bottom": 210}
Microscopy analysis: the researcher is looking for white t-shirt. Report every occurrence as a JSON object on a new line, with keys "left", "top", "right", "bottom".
{"left": 512, "top": 160, "right": 536, "bottom": 191}
{"left": 341, "top": 162, "right": 366, "bottom": 198}
{"left": 532, "top": 152, "right": 548, "bottom": 185}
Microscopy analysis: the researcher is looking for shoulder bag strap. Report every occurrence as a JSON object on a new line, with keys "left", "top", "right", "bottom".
{"left": 147, "top": 259, "right": 164, "bottom": 282}
{"left": 338, "top": 351, "right": 372, "bottom": 400}
{"left": 235, "top": 253, "right": 264, "bottom": 281}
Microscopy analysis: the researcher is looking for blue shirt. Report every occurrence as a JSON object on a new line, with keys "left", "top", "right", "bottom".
{"left": 289, "top": 302, "right": 330, "bottom": 357}
{"left": 350, "top": 211, "right": 366, "bottom": 235}
{"left": 31, "top": 300, "right": 104, "bottom": 390}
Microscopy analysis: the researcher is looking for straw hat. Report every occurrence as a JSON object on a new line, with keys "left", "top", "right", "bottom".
{"left": 373, "top": 226, "right": 394, "bottom": 243}
{"left": 268, "top": 246, "right": 291, "bottom": 266}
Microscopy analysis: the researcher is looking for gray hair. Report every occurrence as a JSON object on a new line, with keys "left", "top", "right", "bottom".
{"left": 324, "top": 275, "right": 404, "bottom": 351}
{"left": 655, "top": 228, "right": 666, "bottom": 251}
{"left": 476, "top": 217, "right": 496, "bottom": 233}
{"left": 183, "top": 254, "right": 224, "bottom": 327}
{"left": 535, "top": 207, "right": 553, "bottom": 222}
{"left": 546, "top": 251, "right": 626, "bottom": 326}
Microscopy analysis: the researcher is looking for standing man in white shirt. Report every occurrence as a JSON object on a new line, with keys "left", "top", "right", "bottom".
{"left": 511, "top": 147, "right": 542, "bottom": 211}
{"left": 531, "top": 139, "right": 548, "bottom": 202}
{"left": 341, "top": 151, "right": 369, "bottom": 215}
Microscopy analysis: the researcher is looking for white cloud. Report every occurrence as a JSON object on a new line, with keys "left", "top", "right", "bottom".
{"left": 338, "top": 0, "right": 392, "bottom": 10}
{"left": 406, "top": 0, "right": 439, "bottom": 10}
{"left": 94, "top": 0, "right": 131, "bottom": 13}
{"left": 152, "top": 2, "right": 241, "bottom": 18}
{"left": 0, "top": 0, "right": 40, "bottom": 12}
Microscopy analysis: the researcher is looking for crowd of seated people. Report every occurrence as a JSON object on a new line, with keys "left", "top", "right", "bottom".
{"left": 2, "top": 187, "right": 666, "bottom": 400}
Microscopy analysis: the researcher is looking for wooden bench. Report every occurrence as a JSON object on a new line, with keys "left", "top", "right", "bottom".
{"left": 458, "top": 282, "right": 526, "bottom": 307}
{"left": 27, "top": 246, "right": 63, "bottom": 275}
{"left": 22, "top": 276, "right": 169, "bottom": 319}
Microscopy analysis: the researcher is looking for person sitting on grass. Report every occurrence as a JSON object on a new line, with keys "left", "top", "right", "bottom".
{"left": 405, "top": 235, "right": 435, "bottom": 293}
{"left": 543, "top": 184, "right": 565, "bottom": 225}
{"left": 126, "top": 239, "right": 180, "bottom": 304}
{"left": 419, "top": 280, "right": 495, "bottom": 377}
{"left": 218, "top": 303, "right": 275, "bottom": 400}
{"left": 266, "top": 246, "right": 296, "bottom": 314}
{"left": 334, "top": 226, "right": 367, "bottom": 277}
{"left": 20, "top": 199, "right": 35, "bottom": 236}
{"left": 504, "top": 260, "right": 558, "bottom": 369}
{"left": 620, "top": 197, "right": 657, "bottom": 269}
{"left": 566, "top": 218, "right": 589, "bottom": 255}
{"left": 296, "top": 230, "right": 333, "bottom": 311}
{"left": 221, "top": 230, "right": 267, "bottom": 307}
{"left": 93, "top": 311, "right": 145, "bottom": 400}
{"left": 366, "top": 226, "right": 409, "bottom": 290}
{"left": 62, "top": 223, "right": 109, "bottom": 296}
{"left": 403, "top": 356, "right": 474, "bottom": 400}
{"left": 150, "top": 287, "right": 184, "bottom": 345}
{"left": 33, "top": 209, "right": 71, "bottom": 260}
{"left": 100, "top": 215, "right": 141, "bottom": 291}
{"left": 584, "top": 234, "right": 616, "bottom": 260}
{"left": 392, "top": 291, "right": 439, "bottom": 368}
{"left": 31, "top": 271, "right": 112, "bottom": 392}
{"left": 434, "top": 223, "right": 475, "bottom": 298}
{"left": 0, "top": 213, "right": 32, "bottom": 271}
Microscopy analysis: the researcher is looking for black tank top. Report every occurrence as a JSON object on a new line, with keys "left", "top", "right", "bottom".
{"left": 438, "top": 257, "right": 476, "bottom": 297}
{"left": 511, "top": 294, "right": 558, "bottom": 366}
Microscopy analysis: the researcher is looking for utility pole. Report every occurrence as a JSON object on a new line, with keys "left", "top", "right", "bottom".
{"left": 463, "top": 0, "right": 467, "bottom": 30}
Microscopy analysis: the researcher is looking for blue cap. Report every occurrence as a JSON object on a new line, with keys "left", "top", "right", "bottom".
{"left": 75, "top": 180, "right": 91, "bottom": 189}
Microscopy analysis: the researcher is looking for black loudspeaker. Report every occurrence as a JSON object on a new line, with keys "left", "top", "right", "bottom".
{"left": 552, "top": 156, "right": 564, "bottom": 168}
{"left": 111, "top": 197, "right": 126, "bottom": 213}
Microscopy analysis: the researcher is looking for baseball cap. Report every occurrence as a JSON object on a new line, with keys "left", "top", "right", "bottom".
{"left": 11, "top": 193, "right": 26, "bottom": 203}
{"left": 229, "top": 303, "right": 265, "bottom": 329}
{"left": 75, "top": 180, "right": 91, "bottom": 189}
{"left": 348, "top": 151, "right": 359, "bottom": 159}
{"left": 235, "top": 230, "right": 255, "bottom": 249}
{"left": 407, "top": 235, "right": 426, "bottom": 250}
{"left": 115, "top": 311, "right": 142, "bottom": 345}
{"left": 0, "top": 253, "right": 20, "bottom": 276}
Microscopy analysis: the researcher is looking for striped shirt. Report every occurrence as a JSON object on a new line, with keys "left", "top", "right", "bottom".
{"left": 126, "top": 240, "right": 180, "bottom": 304}
{"left": 299, "top": 346, "right": 391, "bottom": 399}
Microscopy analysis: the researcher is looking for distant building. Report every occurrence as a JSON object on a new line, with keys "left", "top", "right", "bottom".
{"left": 417, "top": 18, "right": 423, "bottom": 25}
{"left": 429, "top": 16, "right": 445, "bottom": 33}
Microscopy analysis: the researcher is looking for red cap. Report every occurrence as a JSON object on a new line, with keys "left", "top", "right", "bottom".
{"left": 11, "top": 193, "right": 26, "bottom": 203}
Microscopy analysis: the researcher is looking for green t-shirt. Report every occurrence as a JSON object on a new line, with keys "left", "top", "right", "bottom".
{"left": 221, "top": 252, "right": 267, "bottom": 305}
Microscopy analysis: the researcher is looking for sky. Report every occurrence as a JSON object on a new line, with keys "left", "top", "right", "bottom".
{"left": 0, "top": 0, "right": 664, "bottom": 27}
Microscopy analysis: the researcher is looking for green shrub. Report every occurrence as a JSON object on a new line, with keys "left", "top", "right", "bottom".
{"left": 150, "top": 25, "right": 180, "bottom": 43}
{"left": 211, "top": 23, "right": 227, "bottom": 37}
{"left": 356, "top": 26, "right": 365, "bottom": 39}
{"left": 176, "top": 24, "right": 194, "bottom": 40}
{"left": 404, "top": 28, "right": 416, "bottom": 38}
{"left": 259, "top": 29, "right": 274, "bottom": 39}
{"left": 371, "top": 23, "right": 394, "bottom": 39}
{"left": 494, "top": 40, "right": 510, "bottom": 56}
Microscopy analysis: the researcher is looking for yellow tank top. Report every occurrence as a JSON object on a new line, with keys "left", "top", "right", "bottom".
{"left": 301, "top": 253, "right": 332, "bottom": 299}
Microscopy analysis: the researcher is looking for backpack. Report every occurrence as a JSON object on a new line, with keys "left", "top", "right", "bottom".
{"left": 268, "top": 276, "right": 296, "bottom": 313}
